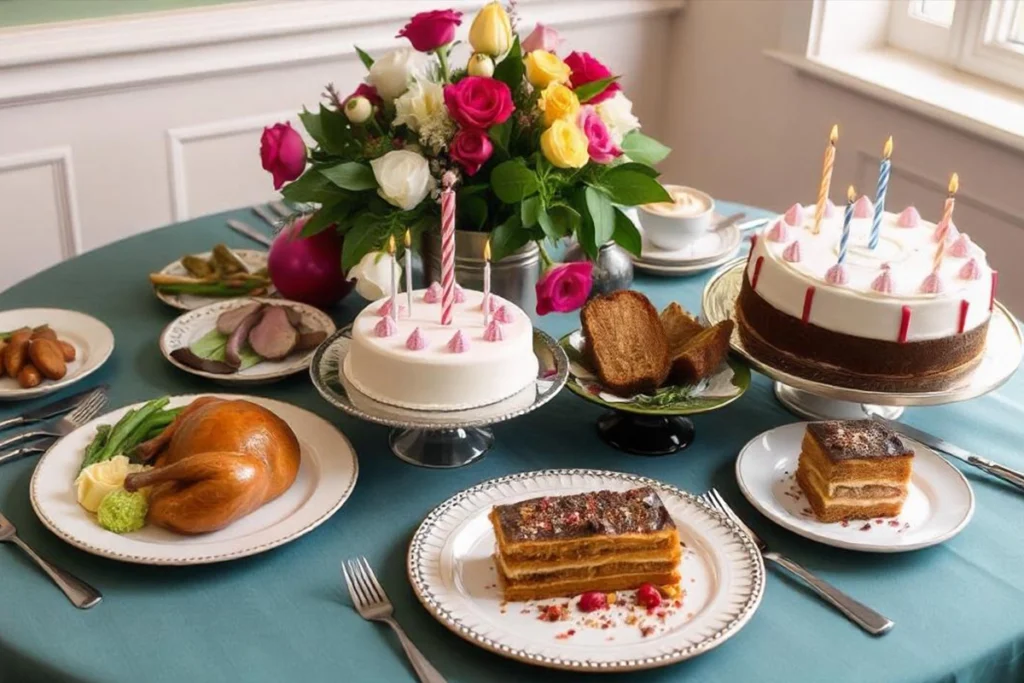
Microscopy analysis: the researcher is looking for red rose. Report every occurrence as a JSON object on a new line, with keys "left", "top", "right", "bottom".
{"left": 449, "top": 128, "right": 493, "bottom": 176}
{"left": 260, "top": 122, "right": 307, "bottom": 190}
{"left": 397, "top": 9, "right": 462, "bottom": 52}
{"left": 444, "top": 76, "right": 515, "bottom": 130}
{"left": 565, "top": 51, "right": 621, "bottom": 104}
{"left": 535, "top": 262, "right": 593, "bottom": 315}
{"left": 345, "top": 83, "right": 382, "bottom": 107}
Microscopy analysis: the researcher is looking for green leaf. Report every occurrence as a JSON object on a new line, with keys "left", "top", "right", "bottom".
{"left": 492, "top": 36, "right": 523, "bottom": 91}
{"left": 298, "top": 108, "right": 324, "bottom": 147}
{"left": 597, "top": 168, "right": 672, "bottom": 205}
{"left": 320, "top": 162, "right": 377, "bottom": 191}
{"left": 585, "top": 186, "right": 615, "bottom": 248}
{"left": 574, "top": 76, "right": 618, "bottom": 104}
{"left": 341, "top": 215, "right": 380, "bottom": 273}
{"left": 545, "top": 205, "right": 580, "bottom": 240}
{"left": 280, "top": 170, "right": 337, "bottom": 204}
{"left": 520, "top": 195, "right": 542, "bottom": 229}
{"left": 319, "top": 104, "right": 358, "bottom": 156}
{"left": 190, "top": 329, "right": 262, "bottom": 370}
{"left": 608, "top": 161, "right": 660, "bottom": 177}
{"left": 488, "top": 120, "right": 512, "bottom": 154}
{"left": 612, "top": 208, "right": 642, "bottom": 257}
{"left": 460, "top": 183, "right": 490, "bottom": 196}
{"left": 300, "top": 198, "right": 349, "bottom": 238}
{"left": 620, "top": 131, "right": 671, "bottom": 166}
{"left": 489, "top": 214, "right": 530, "bottom": 261}
{"left": 490, "top": 160, "right": 539, "bottom": 203}
{"left": 355, "top": 46, "right": 374, "bottom": 70}
{"left": 458, "top": 195, "right": 488, "bottom": 230}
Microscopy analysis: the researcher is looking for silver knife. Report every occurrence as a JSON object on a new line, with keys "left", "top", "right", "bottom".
{"left": 226, "top": 219, "right": 273, "bottom": 248}
{"left": 252, "top": 205, "right": 281, "bottom": 228}
{"left": 872, "top": 415, "right": 1024, "bottom": 492}
{"left": 712, "top": 212, "right": 746, "bottom": 232}
{"left": 0, "top": 388, "right": 107, "bottom": 456}
{"left": 0, "top": 437, "right": 56, "bottom": 466}
{"left": 269, "top": 201, "right": 293, "bottom": 218}
{"left": 0, "top": 385, "right": 108, "bottom": 434}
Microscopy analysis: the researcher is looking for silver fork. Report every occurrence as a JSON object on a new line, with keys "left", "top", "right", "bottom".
{"left": 0, "top": 511, "right": 102, "bottom": 609}
{"left": 0, "top": 388, "right": 107, "bottom": 464}
{"left": 342, "top": 557, "right": 447, "bottom": 683}
{"left": 700, "top": 488, "right": 894, "bottom": 636}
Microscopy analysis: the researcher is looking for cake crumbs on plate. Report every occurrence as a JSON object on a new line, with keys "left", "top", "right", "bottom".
{"left": 860, "top": 523, "right": 872, "bottom": 531}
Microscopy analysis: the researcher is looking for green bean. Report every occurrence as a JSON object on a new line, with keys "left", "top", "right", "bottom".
{"left": 92, "top": 398, "right": 169, "bottom": 465}
{"left": 79, "top": 425, "right": 112, "bottom": 472}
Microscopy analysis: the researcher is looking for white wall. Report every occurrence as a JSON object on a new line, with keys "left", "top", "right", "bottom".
{"left": 0, "top": 0, "right": 683, "bottom": 292}
{"left": 661, "top": 0, "right": 1024, "bottom": 313}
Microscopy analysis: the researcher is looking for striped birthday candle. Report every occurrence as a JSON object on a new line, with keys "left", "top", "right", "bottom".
{"left": 869, "top": 136, "right": 892, "bottom": 250}
{"left": 440, "top": 172, "right": 457, "bottom": 325}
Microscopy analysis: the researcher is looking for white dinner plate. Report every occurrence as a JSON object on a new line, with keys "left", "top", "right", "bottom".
{"left": 159, "top": 298, "right": 335, "bottom": 384}
{"left": 735, "top": 422, "right": 974, "bottom": 553}
{"left": 31, "top": 394, "right": 358, "bottom": 565}
{"left": 408, "top": 469, "right": 765, "bottom": 672}
{"left": 154, "top": 249, "right": 273, "bottom": 311}
{"left": 637, "top": 221, "right": 741, "bottom": 265}
{"left": 632, "top": 245, "right": 742, "bottom": 277}
{"left": 0, "top": 308, "right": 114, "bottom": 401}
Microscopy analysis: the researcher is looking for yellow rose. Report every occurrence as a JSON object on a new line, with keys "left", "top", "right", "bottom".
{"left": 537, "top": 82, "right": 580, "bottom": 127}
{"left": 524, "top": 50, "right": 572, "bottom": 88}
{"left": 469, "top": 2, "right": 512, "bottom": 56}
{"left": 541, "top": 119, "right": 589, "bottom": 169}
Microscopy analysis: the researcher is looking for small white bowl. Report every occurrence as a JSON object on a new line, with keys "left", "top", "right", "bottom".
{"left": 638, "top": 185, "right": 715, "bottom": 251}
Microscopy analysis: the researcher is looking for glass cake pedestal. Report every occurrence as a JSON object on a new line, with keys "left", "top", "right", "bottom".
{"left": 310, "top": 326, "right": 568, "bottom": 468}
{"left": 702, "top": 258, "right": 1023, "bottom": 421}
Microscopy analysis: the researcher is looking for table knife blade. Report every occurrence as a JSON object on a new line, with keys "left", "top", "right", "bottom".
{"left": 0, "top": 384, "right": 108, "bottom": 433}
{"left": 226, "top": 219, "right": 273, "bottom": 248}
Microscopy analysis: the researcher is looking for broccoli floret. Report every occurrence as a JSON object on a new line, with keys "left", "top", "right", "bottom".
{"left": 96, "top": 489, "right": 148, "bottom": 534}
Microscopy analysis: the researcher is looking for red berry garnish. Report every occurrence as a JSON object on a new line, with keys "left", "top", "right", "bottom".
{"left": 635, "top": 583, "right": 662, "bottom": 609}
{"left": 578, "top": 591, "right": 608, "bottom": 612}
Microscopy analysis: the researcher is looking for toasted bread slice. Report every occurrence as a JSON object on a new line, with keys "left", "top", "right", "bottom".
{"left": 582, "top": 291, "right": 670, "bottom": 396}
{"left": 667, "top": 320, "right": 734, "bottom": 385}
{"left": 660, "top": 302, "right": 704, "bottom": 356}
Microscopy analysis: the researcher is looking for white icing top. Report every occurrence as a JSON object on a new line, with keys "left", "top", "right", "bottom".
{"left": 746, "top": 205, "right": 995, "bottom": 342}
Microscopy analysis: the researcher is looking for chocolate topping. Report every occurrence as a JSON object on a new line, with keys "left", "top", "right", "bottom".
{"left": 808, "top": 420, "right": 913, "bottom": 461}
{"left": 493, "top": 487, "right": 675, "bottom": 542}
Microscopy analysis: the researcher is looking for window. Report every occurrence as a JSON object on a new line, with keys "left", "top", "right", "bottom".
{"left": 889, "top": 0, "right": 1024, "bottom": 90}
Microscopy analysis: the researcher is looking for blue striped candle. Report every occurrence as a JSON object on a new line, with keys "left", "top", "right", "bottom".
{"left": 869, "top": 136, "right": 892, "bottom": 250}
{"left": 839, "top": 185, "right": 855, "bottom": 264}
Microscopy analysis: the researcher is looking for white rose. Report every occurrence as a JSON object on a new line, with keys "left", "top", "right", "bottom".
{"left": 348, "top": 251, "right": 402, "bottom": 300}
{"left": 394, "top": 79, "right": 447, "bottom": 133}
{"left": 370, "top": 150, "right": 435, "bottom": 211}
{"left": 595, "top": 92, "right": 640, "bottom": 145}
{"left": 367, "top": 48, "right": 427, "bottom": 101}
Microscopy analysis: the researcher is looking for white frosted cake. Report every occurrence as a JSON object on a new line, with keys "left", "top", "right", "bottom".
{"left": 343, "top": 285, "right": 539, "bottom": 410}
{"left": 737, "top": 200, "right": 996, "bottom": 391}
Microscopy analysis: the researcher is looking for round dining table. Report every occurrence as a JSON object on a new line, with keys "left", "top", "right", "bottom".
{"left": 1, "top": 201, "right": 1023, "bottom": 683}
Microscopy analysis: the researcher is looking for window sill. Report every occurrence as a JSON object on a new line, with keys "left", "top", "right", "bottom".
{"left": 765, "top": 47, "right": 1024, "bottom": 154}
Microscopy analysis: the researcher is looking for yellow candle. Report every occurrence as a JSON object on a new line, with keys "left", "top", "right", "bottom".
{"left": 813, "top": 124, "right": 839, "bottom": 234}
{"left": 933, "top": 173, "right": 959, "bottom": 272}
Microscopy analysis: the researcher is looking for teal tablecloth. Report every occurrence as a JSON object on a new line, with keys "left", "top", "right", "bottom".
{"left": 1, "top": 202, "right": 1023, "bottom": 683}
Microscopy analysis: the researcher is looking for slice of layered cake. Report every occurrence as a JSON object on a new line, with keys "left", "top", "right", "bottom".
{"left": 796, "top": 420, "right": 914, "bottom": 523}
{"left": 489, "top": 488, "right": 681, "bottom": 601}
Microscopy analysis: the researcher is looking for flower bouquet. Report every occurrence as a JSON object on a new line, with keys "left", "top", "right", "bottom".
{"left": 260, "top": 2, "right": 671, "bottom": 313}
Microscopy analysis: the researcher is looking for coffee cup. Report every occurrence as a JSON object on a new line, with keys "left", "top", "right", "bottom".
{"left": 638, "top": 185, "right": 715, "bottom": 251}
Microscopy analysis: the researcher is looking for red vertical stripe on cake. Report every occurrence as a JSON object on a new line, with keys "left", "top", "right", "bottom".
{"left": 958, "top": 299, "right": 969, "bottom": 334}
{"left": 898, "top": 306, "right": 911, "bottom": 344}
{"left": 801, "top": 286, "right": 815, "bottom": 324}
{"left": 751, "top": 256, "right": 764, "bottom": 290}
{"left": 990, "top": 269, "right": 999, "bottom": 312}
{"left": 745, "top": 234, "right": 758, "bottom": 268}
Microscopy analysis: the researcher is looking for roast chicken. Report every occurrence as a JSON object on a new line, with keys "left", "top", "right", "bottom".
{"left": 124, "top": 397, "right": 301, "bottom": 534}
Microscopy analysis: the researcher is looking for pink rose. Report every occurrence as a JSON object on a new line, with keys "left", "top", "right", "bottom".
{"left": 397, "top": 9, "right": 462, "bottom": 52}
{"left": 578, "top": 106, "right": 621, "bottom": 164}
{"left": 565, "top": 51, "right": 620, "bottom": 104}
{"left": 449, "top": 128, "right": 493, "bottom": 176}
{"left": 444, "top": 76, "right": 515, "bottom": 130}
{"left": 345, "top": 83, "right": 382, "bottom": 107}
{"left": 536, "top": 262, "right": 594, "bottom": 315}
{"left": 260, "top": 122, "right": 307, "bottom": 190}
{"left": 521, "top": 22, "right": 563, "bottom": 53}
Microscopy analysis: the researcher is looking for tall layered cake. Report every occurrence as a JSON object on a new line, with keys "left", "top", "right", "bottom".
{"left": 343, "top": 283, "right": 538, "bottom": 411}
{"left": 736, "top": 201, "right": 997, "bottom": 391}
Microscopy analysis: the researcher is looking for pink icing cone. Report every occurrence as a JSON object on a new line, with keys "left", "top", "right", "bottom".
{"left": 825, "top": 263, "right": 848, "bottom": 285}
{"left": 483, "top": 320, "right": 504, "bottom": 342}
{"left": 934, "top": 218, "right": 958, "bottom": 243}
{"left": 949, "top": 234, "right": 971, "bottom": 258}
{"left": 767, "top": 220, "right": 789, "bottom": 243}
{"left": 783, "top": 203, "right": 805, "bottom": 226}
{"left": 453, "top": 283, "right": 466, "bottom": 303}
{"left": 374, "top": 316, "right": 398, "bottom": 337}
{"left": 852, "top": 195, "right": 873, "bottom": 219}
{"left": 920, "top": 272, "right": 943, "bottom": 294}
{"left": 488, "top": 296, "right": 501, "bottom": 313}
{"left": 823, "top": 198, "right": 836, "bottom": 218}
{"left": 447, "top": 329, "right": 469, "bottom": 353}
{"left": 871, "top": 268, "right": 894, "bottom": 293}
{"left": 782, "top": 240, "right": 801, "bottom": 263}
{"left": 493, "top": 305, "right": 514, "bottom": 323}
{"left": 423, "top": 282, "right": 443, "bottom": 303}
{"left": 959, "top": 258, "right": 982, "bottom": 280}
{"left": 405, "top": 327, "right": 426, "bottom": 350}
{"left": 376, "top": 299, "right": 405, "bottom": 317}
{"left": 897, "top": 206, "right": 920, "bottom": 228}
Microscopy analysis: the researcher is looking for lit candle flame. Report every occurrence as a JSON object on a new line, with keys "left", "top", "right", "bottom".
{"left": 484, "top": 238, "right": 491, "bottom": 262}
{"left": 883, "top": 136, "right": 893, "bottom": 160}
{"left": 388, "top": 235, "right": 396, "bottom": 254}
{"left": 404, "top": 229, "right": 411, "bottom": 247}
{"left": 847, "top": 185, "right": 856, "bottom": 202}
{"left": 948, "top": 172, "right": 959, "bottom": 196}
{"left": 829, "top": 124, "right": 839, "bottom": 145}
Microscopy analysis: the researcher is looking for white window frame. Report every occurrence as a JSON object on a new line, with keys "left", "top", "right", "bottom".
{"left": 888, "top": 0, "right": 1024, "bottom": 91}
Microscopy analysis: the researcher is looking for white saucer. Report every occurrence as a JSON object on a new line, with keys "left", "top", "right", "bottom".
{"left": 637, "top": 220, "right": 740, "bottom": 265}
{"left": 735, "top": 422, "right": 974, "bottom": 553}
{"left": 633, "top": 245, "right": 742, "bottom": 277}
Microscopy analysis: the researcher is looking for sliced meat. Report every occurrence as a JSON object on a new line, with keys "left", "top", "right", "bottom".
{"left": 295, "top": 325, "right": 328, "bottom": 352}
{"left": 170, "top": 348, "right": 235, "bottom": 374}
{"left": 225, "top": 308, "right": 265, "bottom": 368}
{"left": 216, "top": 302, "right": 264, "bottom": 336}
{"left": 247, "top": 307, "right": 298, "bottom": 360}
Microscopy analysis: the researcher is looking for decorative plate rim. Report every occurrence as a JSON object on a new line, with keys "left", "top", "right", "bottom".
{"left": 406, "top": 468, "right": 766, "bottom": 672}
{"left": 154, "top": 249, "right": 272, "bottom": 311}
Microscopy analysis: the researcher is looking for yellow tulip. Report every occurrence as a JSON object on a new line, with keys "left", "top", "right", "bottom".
{"left": 524, "top": 50, "right": 572, "bottom": 88}
{"left": 469, "top": 2, "right": 512, "bottom": 57}
{"left": 541, "top": 119, "right": 589, "bottom": 169}
{"left": 467, "top": 53, "right": 495, "bottom": 78}
{"left": 537, "top": 82, "right": 580, "bottom": 127}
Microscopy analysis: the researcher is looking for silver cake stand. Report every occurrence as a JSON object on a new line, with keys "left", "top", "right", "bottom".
{"left": 310, "top": 326, "right": 569, "bottom": 468}
{"left": 702, "top": 258, "right": 1023, "bottom": 420}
